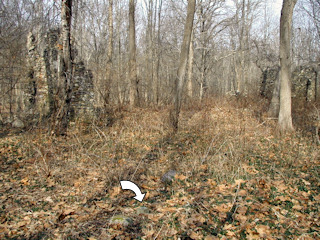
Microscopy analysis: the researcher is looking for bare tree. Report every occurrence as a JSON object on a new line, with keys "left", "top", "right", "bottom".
{"left": 104, "top": 0, "right": 113, "bottom": 106}
{"left": 298, "top": 0, "right": 320, "bottom": 100}
{"left": 129, "top": 0, "right": 139, "bottom": 107}
{"left": 278, "top": 0, "right": 297, "bottom": 132}
{"left": 154, "top": 0, "right": 163, "bottom": 105}
{"left": 144, "top": 0, "right": 154, "bottom": 103}
{"left": 3, "top": 0, "right": 319, "bottom": 125}
{"left": 53, "top": 0, "right": 73, "bottom": 135}
{"left": 301, "top": 0, "right": 320, "bottom": 40}
{"left": 0, "top": 0, "right": 37, "bottom": 119}
{"left": 169, "top": 0, "right": 196, "bottom": 132}
{"left": 195, "top": 0, "right": 227, "bottom": 99}
{"left": 229, "top": 0, "right": 260, "bottom": 95}
{"left": 187, "top": 30, "right": 195, "bottom": 98}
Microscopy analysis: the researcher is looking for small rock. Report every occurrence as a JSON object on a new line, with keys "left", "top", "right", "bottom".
{"left": 161, "top": 170, "right": 177, "bottom": 183}
{"left": 12, "top": 118, "right": 24, "bottom": 128}
{"left": 4, "top": 116, "right": 13, "bottom": 124}
{"left": 136, "top": 206, "right": 150, "bottom": 215}
{"left": 109, "top": 215, "right": 133, "bottom": 227}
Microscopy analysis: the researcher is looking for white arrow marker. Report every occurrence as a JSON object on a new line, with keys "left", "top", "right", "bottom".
{"left": 120, "top": 181, "right": 146, "bottom": 202}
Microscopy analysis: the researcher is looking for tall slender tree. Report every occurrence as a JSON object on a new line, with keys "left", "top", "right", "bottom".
{"left": 105, "top": 0, "right": 113, "bottom": 106}
{"left": 169, "top": 0, "right": 196, "bottom": 132}
{"left": 54, "top": 0, "right": 73, "bottom": 135}
{"left": 278, "top": 0, "right": 297, "bottom": 132}
{"left": 154, "top": 0, "right": 163, "bottom": 105}
{"left": 187, "top": 30, "right": 194, "bottom": 99}
{"left": 129, "top": 0, "right": 139, "bottom": 106}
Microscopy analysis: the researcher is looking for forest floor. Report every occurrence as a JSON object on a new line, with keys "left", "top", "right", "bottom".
{"left": 0, "top": 97, "right": 319, "bottom": 239}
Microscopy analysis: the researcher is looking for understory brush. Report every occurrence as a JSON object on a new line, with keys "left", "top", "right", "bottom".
{"left": 0, "top": 97, "right": 319, "bottom": 239}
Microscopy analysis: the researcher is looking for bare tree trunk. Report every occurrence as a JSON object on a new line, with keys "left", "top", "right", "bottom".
{"left": 169, "top": 0, "right": 196, "bottom": 132}
{"left": 315, "top": 68, "right": 319, "bottom": 101}
{"left": 154, "top": 0, "right": 162, "bottom": 105}
{"left": 145, "top": 0, "right": 154, "bottom": 103}
{"left": 239, "top": 0, "right": 246, "bottom": 94}
{"left": 187, "top": 30, "right": 194, "bottom": 99}
{"left": 278, "top": 0, "right": 297, "bottom": 132}
{"left": 116, "top": 1, "right": 123, "bottom": 105}
{"left": 129, "top": 0, "right": 139, "bottom": 107}
{"left": 61, "top": 0, "right": 73, "bottom": 85}
{"left": 54, "top": 0, "right": 73, "bottom": 135}
{"left": 198, "top": 3, "right": 211, "bottom": 100}
{"left": 104, "top": 0, "right": 113, "bottom": 106}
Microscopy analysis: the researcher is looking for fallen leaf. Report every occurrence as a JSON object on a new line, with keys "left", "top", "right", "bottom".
{"left": 224, "top": 224, "right": 234, "bottom": 230}
{"left": 46, "top": 177, "right": 55, "bottom": 187}
{"left": 21, "top": 177, "right": 30, "bottom": 186}
{"left": 207, "top": 179, "right": 217, "bottom": 186}
{"left": 141, "top": 184, "right": 154, "bottom": 190}
{"left": 95, "top": 201, "right": 110, "bottom": 209}
{"left": 144, "top": 190, "right": 150, "bottom": 200}
{"left": 175, "top": 174, "right": 187, "bottom": 180}
{"left": 293, "top": 204, "right": 303, "bottom": 210}
{"left": 256, "top": 225, "right": 271, "bottom": 238}
{"left": 44, "top": 196, "right": 54, "bottom": 203}
{"left": 235, "top": 179, "right": 246, "bottom": 185}
{"left": 239, "top": 189, "right": 247, "bottom": 196}
{"left": 189, "top": 231, "right": 203, "bottom": 239}
{"left": 158, "top": 207, "right": 177, "bottom": 213}
{"left": 110, "top": 186, "right": 121, "bottom": 198}
{"left": 301, "top": 179, "right": 311, "bottom": 186}
{"left": 57, "top": 209, "right": 75, "bottom": 222}
{"left": 204, "top": 235, "right": 218, "bottom": 240}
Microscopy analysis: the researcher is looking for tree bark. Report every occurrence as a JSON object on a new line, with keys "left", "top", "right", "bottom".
{"left": 278, "top": 0, "right": 297, "bottom": 132}
{"left": 154, "top": 0, "right": 162, "bottom": 105}
{"left": 199, "top": 4, "right": 207, "bottom": 100}
{"left": 169, "top": 0, "right": 196, "bottom": 132}
{"left": 145, "top": 0, "right": 154, "bottom": 103}
{"left": 54, "top": 0, "right": 73, "bottom": 135}
{"left": 104, "top": 0, "right": 113, "bottom": 106}
{"left": 61, "top": 0, "right": 73, "bottom": 78}
{"left": 129, "top": 0, "right": 139, "bottom": 107}
{"left": 187, "top": 30, "right": 194, "bottom": 99}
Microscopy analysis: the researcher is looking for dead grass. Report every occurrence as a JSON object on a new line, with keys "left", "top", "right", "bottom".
{"left": 0, "top": 97, "right": 319, "bottom": 239}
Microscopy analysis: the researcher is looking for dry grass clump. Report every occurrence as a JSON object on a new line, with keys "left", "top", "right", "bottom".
{"left": 1, "top": 97, "right": 319, "bottom": 239}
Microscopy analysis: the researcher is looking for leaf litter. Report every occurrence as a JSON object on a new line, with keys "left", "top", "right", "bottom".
{"left": 0, "top": 101, "right": 319, "bottom": 239}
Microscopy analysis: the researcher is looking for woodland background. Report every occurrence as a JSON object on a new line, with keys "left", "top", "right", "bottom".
{"left": 0, "top": 0, "right": 319, "bottom": 239}
{"left": 0, "top": 0, "right": 319, "bottom": 117}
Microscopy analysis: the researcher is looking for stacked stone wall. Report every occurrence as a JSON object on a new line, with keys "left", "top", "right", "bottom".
{"left": 292, "top": 66, "right": 317, "bottom": 101}
{"left": 261, "top": 66, "right": 318, "bottom": 102}
{"left": 25, "top": 29, "right": 94, "bottom": 118}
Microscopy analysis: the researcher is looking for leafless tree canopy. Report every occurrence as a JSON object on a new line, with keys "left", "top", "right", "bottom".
{"left": 0, "top": 0, "right": 319, "bottom": 131}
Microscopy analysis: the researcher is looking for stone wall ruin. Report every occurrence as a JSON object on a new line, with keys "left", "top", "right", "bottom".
{"left": 25, "top": 29, "right": 94, "bottom": 119}
{"left": 260, "top": 65, "right": 319, "bottom": 102}
{"left": 292, "top": 66, "right": 318, "bottom": 101}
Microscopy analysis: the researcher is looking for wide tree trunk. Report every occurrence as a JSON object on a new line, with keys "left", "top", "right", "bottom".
{"left": 129, "top": 0, "right": 139, "bottom": 107}
{"left": 278, "top": 0, "right": 297, "bottom": 132}
{"left": 169, "top": 0, "right": 196, "bottom": 132}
